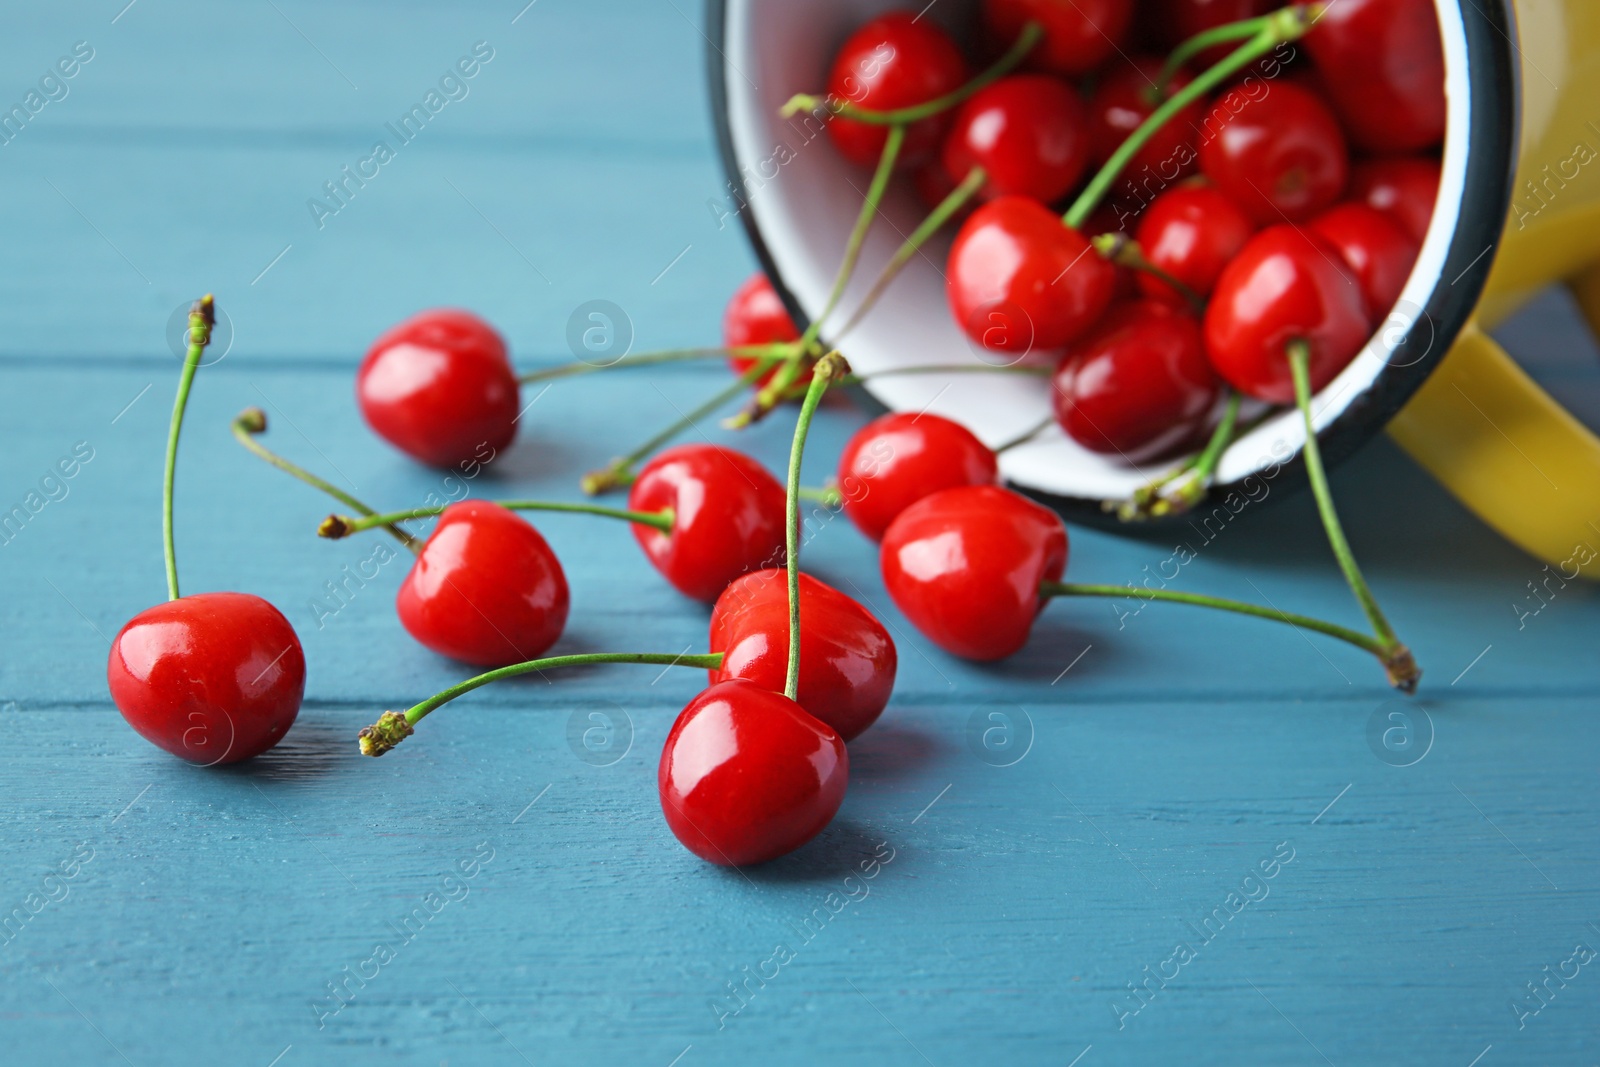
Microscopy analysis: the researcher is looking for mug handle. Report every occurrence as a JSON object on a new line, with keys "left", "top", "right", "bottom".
{"left": 1387, "top": 321, "right": 1600, "bottom": 578}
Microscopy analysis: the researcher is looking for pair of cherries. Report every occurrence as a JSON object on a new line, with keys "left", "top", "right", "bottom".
{"left": 834, "top": 410, "right": 1065, "bottom": 660}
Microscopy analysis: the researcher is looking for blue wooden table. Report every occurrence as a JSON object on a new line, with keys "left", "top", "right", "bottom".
{"left": 2, "top": 3, "right": 1598, "bottom": 1064}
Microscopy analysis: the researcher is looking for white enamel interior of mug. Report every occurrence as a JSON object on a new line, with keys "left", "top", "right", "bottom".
{"left": 722, "top": 1, "right": 1474, "bottom": 499}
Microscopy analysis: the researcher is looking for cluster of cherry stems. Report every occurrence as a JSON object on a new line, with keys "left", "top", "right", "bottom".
{"left": 107, "top": 0, "right": 1441, "bottom": 867}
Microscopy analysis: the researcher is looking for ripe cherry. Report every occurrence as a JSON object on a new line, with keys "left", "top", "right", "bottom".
{"left": 110, "top": 295, "right": 305, "bottom": 765}
{"left": 880, "top": 485, "right": 1067, "bottom": 661}
{"left": 1052, "top": 299, "right": 1220, "bottom": 460}
{"left": 723, "top": 272, "right": 808, "bottom": 390}
{"left": 981, "top": 0, "right": 1134, "bottom": 77}
{"left": 1349, "top": 157, "right": 1441, "bottom": 245}
{"left": 941, "top": 74, "right": 1090, "bottom": 204}
{"left": 357, "top": 309, "right": 519, "bottom": 469}
{"left": 825, "top": 11, "right": 968, "bottom": 167}
{"left": 1204, "top": 225, "right": 1371, "bottom": 403}
{"left": 836, "top": 411, "right": 998, "bottom": 541}
{"left": 1198, "top": 81, "right": 1349, "bottom": 226}
{"left": 1133, "top": 182, "right": 1256, "bottom": 304}
{"left": 1086, "top": 58, "right": 1205, "bottom": 200}
{"left": 947, "top": 195, "right": 1118, "bottom": 354}
{"left": 708, "top": 569, "right": 896, "bottom": 741}
{"left": 1308, "top": 203, "right": 1421, "bottom": 327}
{"left": 395, "top": 500, "right": 570, "bottom": 667}
{"left": 1305, "top": 0, "right": 1446, "bottom": 154}
{"left": 659, "top": 679, "right": 849, "bottom": 866}
{"left": 110, "top": 593, "right": 306, "bottom": 765}
{"left": 627, "top": 444, "right": 787, "bottom": 601}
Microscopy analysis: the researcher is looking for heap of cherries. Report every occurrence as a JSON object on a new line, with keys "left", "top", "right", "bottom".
{"left": 107, "top": 0, "right": 1438, "bottom": 867}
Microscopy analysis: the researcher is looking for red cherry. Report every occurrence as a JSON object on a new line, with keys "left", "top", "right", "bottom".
{"left": 627, "top": 444, "right": 787, "bottom": 601}
{"left": 836, "top": 411, "right": 998, "bottom": 541}
{"left": 108, "top": 592, "right": 305, "bottom": 764}
{"left": 1086, "top": 58, "right": 1205, "bottom": 199}
{"left": 982, "top": 0, "right": 1134, "bottom": 77}
{"left": 941, "top": 74, "right": 1090, "bottom": 204}
{"left": 722, "top": 272, "right": 808, "bottom": 390}
{"left": 1349, "top": 157, "right": 1441, "bottom": 245}
{"left": 1305, "top": 0, "right": 1446, "bottom": 154}
{"left": 947, "top": 195, "right": 1118, "bottom": 354}
{"left": 1204, "top": 225, "right": 1371, "bottom": 403}
{"left": 825, "top": 12, "right": 968, "bottom": 167}
{"left": 1133, "top": 182, "right": 1256, "bottom": 304}
{"left": 659, "top": 679, "right": 848, "bottom": 866}
{"left": 395, "top": 500, "right": 570, "bottom": 667}
{"left": 708, "top": 570, "right": 897, "bottom": 741}
{"left": 1153, "top": 0, "right": 1275, "bottom": 65}
{"left": 1197, "top": 81, "right": 1349, "bottom": 226}
{"left": 1308, "top": 203, "right": 1421, "bottom": 326}
{"left": 357, "top": 309, "right": 519, "bottom": 469}
{"left": 880, "top": 485, "right": 1067, "bottom": 661}
{"left": 1052, "top": 299, "right": 1220, "bottom": 459}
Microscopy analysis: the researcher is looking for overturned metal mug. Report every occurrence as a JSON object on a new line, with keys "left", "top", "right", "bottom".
{"left": 708, "top": 0, "right": 1600, "bottom": 576}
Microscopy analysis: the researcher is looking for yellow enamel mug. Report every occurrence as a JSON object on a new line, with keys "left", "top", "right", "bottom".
{"left": 1386, "top": 1, "right": 1600, "bottom": 578}
{"left": 710, "top": 0, "right": 1600, "bottom": 574}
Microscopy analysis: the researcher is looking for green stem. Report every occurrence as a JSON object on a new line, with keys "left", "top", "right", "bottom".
{"left": 783, "top": 353, "right": 847, "bottom": 701}
{"left": 1116, "top": 393, "right": 1251, "bottom": 521}
{"left": 1041, "top": 581, "right": 1386, "bottom": 658}
{"left": 823, "top": 361, "right": 1048, "bottom": 392}
{"left": 834, "top": 165, "right": 989, "bottom": 342}
{"left": 732, "top": 125, "right": 904, "bottom": 429}
{"left": 231, "top": 408, "right": 419, "bottom": 551}
{"left": 1064, "top": 4, "right": 1320, "bottom": 230}
{"left": 1288, "top": 341, "right": 1417, "bottom": 691}
{"left": 780, "top": 21, "right": 1042, "bottom": 127}
{"left": 1191, "top": 391, "right": 1241, "bottom": 483}
{"left": 163, "top": 296, "right": 213, "bottom": 600}
{"left": 804, "top": 124, "right": 903, "bottom": 349}
{"left": 517, "top": 344, "right": 791, "bottom": 385}
{"left": 1156, "top": 15, "right": 1273, "bottom": 94}
{"left": 358, "top": 651, "right": 726, "bottom": 756}
{"left": 581, "top": 357, "right": 778, "bottom": 494}
{"left": 995, "top": 415, "right": 1054, "bottom": 454}
{"left": 797, "top": 484, "right": 842, "bottom": 508}
{"left": 1092, "top": 232, "right": 1205, "bottom": 314}
{"left": 324, "top": 500, "right": 674, "bottom": 538}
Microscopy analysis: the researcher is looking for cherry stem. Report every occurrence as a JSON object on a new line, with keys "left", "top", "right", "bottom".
{"left": 1092, "top": 232, "right": 1205, "bottom": 314}
{"left": 783, "top": 351, "right": 848, "bottom": 701}
{"left": 817, "top": 361, "right": 1047, "bottom": 394}
{"left": 1116, "top": 394, "right": 1267, "bottom": 521}
{"left": 1287, "top": 341, "right": 1417, "bottom": 690}
{"left": 1040, "top": 580, "right": 1400, "bottom": 667}
{"left": 163, "top": 295, "right": 213, "bottom": 600}
{"left": 231, "top": 408, "right": 420, "bottom": 552}
{"left": 322, "top": 499, "right": 675, "bottom": 538}
{"left": 517, "top": 343, "right": 792, "bottom": 385}
{"left": 581, "top": 356, "right": 780, "bottom": 495}
{"left": 995, "top": 415, "right": 1055, "bottom": 454}
{"left": 1156, "top": 14, "right": 1274, "bottom": 94}
{"left": 1064, "top": 4, "right": 1321, "bottom": 230}
{"left": 797, "top": 484, "right": 843, "bottom": 508}
{"left": 779, "top": 21, "right": 1042, "bottom": 127}
{"left": 358, "top": 651, "right": 727, "bottom": 756}
{"left": 834, "top": 165, "right": 988, "bottom": 342}
{"left": 729, "top": 124, "right": 904, "bottom": 430}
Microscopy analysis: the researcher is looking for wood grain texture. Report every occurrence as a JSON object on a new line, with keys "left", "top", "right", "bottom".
{"left": 1, "top": 2, "right": 1597, "bottom": 1065}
